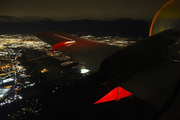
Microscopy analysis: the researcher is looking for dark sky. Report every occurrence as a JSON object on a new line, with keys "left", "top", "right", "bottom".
{"left": 0, "top": 0, "right": 170, "bottom": 36}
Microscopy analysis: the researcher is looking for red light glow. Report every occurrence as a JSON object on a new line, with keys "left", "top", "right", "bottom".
{"left": 51, "top": 41, "right": 75, "bottom": 52}
{"left": 93, "top": 87, "right": 132, "bottom": 105}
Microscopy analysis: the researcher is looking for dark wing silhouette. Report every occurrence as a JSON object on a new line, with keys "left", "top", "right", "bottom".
{"left": 34, "top": 29, "right": 180, "bottom": 110}
{"left": 93, "top": 28, "right": 180, "bottom": 109}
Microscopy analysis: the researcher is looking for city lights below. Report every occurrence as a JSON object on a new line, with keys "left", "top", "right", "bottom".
{"left": 2, "top": 78, "right": 14, "bottom": 84}
{"left": 0, "top": 33, "right": 141, "bottom": 119}
{"left": 80, "top": 68, "right": 89, "bottom": 74}
{"left": 41, "top": 68, "right": 49, "bottom": 73}
{"left": 0, "top": 88, "right": 10, "bottom": 98}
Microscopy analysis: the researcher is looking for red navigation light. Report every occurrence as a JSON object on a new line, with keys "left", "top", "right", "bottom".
{"left": 51, "top": 41, "right": 75, "bottom": 52}
{"left": 93, "top": 87, "right": 132, "bottom": 105}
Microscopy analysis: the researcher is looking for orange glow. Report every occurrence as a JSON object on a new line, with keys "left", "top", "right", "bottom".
{"left": 149, "top": 0, "right": 174, "bottom": 36}
{"left": 93, "top": 87, "right": 132, "bottom": 105}
{"left": 4, "top": 85, "right": 12, "bottom": 88}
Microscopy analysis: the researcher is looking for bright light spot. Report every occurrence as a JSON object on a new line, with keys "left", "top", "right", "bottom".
{"left": 3, "top": 78, "right": 14, "bottom": 83}
{"left": 80, "top": 69, "right": 89, "bottom": 74}
{"left": 0, "top": 88, "right": 11, "bottom": 98}
{"left": 30, "top": 83, "right": 35, "bottom": 86}
{"left": 19, "top": 96, "right": 22, "bottom": 99}
{"left": 41, "top": 68, "right": 49, "bottom": 73}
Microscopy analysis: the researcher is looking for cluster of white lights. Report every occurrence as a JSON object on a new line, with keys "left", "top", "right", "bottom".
{"left": 0, "top": 88, "right": 10, "bottom": 98}
{"left": 80, "top": 69, "right": 89, "bottom": 74}
{"left": 0, "top": 95, "right": 22, "bottom": 106}
{"left": 3, "top": 78, "right": 14, "bottom": 83}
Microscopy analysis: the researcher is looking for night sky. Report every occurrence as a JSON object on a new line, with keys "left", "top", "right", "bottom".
{"left": 0, "top": 0, "right": 169, "bottom": 37}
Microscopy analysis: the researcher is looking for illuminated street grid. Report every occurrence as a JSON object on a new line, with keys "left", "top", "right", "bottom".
{"left": 0, "top": 34, "right": 141, "bottom": 119}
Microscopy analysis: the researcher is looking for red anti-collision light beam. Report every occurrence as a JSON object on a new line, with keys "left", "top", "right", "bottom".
{"left": 93, "top": 87, "right": 132, "bottom": 105}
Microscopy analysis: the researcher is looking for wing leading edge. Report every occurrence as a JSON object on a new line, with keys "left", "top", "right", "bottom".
{"left": 34, "top": 31, "right": 121, "bottom": 71}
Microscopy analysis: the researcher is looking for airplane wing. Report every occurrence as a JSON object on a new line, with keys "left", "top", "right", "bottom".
{"left": 92, "top": 28, "right": 180, "bottom": 109}
{"left": 34, "top": 31, "right": 121, "bottom": 71}
{"left": 35, "top": 28, "right": 180, "bottom": 110}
